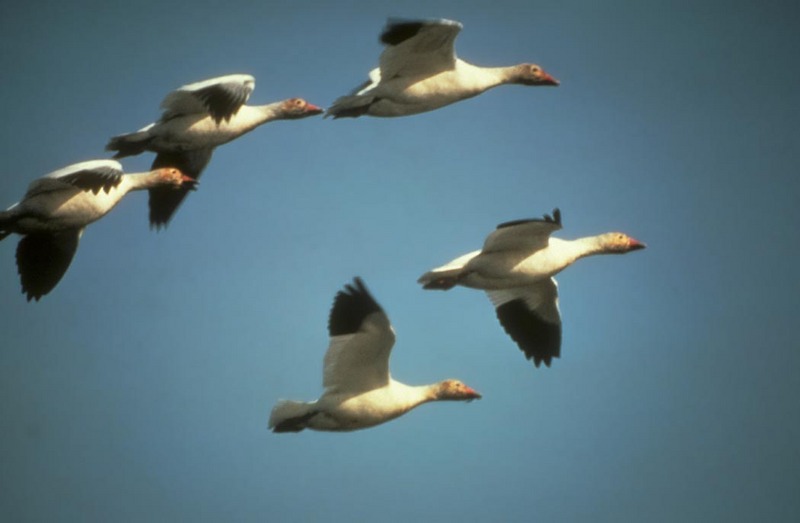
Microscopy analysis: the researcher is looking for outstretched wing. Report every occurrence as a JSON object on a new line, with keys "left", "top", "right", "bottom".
{"left": 378, "top": 18, "right": 463, "bottom": 80}
{"left": 16, "top": 230, "right": 82, "bottom": 301}
{"left": 26, "top": 160, "right": 124, "bottom": 198}
{"left": 487, "top": 279, "right": 562, "bottom": 368}
{"left": 323, "top": 278, "right": 395, "bottom": 394}
{"left": 160, "top": 74, "right": 255, "bottom": 123}
{"left": 482, "top": 208, "right": 563, "bottom": 253}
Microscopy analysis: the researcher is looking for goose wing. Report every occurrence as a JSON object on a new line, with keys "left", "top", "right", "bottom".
{"left": 482, "top": 208, "right": 562, "bottom": 253}
{"left": 160, "top": 74, "right": 255, "bottom": 123}
{"left": 323, "top": 278, "right": 395, "bottom": 395}
{"left": 378, "top": 18, "right": 462, "bottom": 80}
{"left": 487, "top": 279, "right": 562, "bottom": 368}
{"left": 26, "top": 160, "right": 124, "bottom": 198}
{"left": 16, "top": 230, "right": 82, "bottom": 301}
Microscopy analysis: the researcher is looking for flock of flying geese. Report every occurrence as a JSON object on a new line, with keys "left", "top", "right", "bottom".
{"left": 0, "top": 19, "right": 645, "bottom": 433}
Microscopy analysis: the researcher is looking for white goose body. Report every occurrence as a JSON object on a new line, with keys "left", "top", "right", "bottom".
{"left": 456, "top": 237, "right": 613, "bottom": 290}
{"left": 130, "top": 103, "right": 301, "bottom": 152}
{"left": 299, "top": 381, "right": 437, "bottom": 432}
{"left": 0, "top": 160, "right": 195, "bottom": 300}
{"left": 269, "top": 278, "right": 481, "bottom": 433}
{"left": 9, "top": 171, "right": 173, "bottom": 232}
{"left": 366, "top": 62, "right": 550, "bottom": 117}
{"left": 418, "top": 209, "right": 646, "bottom": 367}
{"left": 327, "top": 19, "right": 558, "bottom": 119}
{"left": 105, "top": 74, "right": 323, "bottom": 228}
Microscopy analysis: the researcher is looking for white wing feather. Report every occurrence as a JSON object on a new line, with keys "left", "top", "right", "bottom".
{"left": 322, "top": 311, "right": 395, "bottom": 394}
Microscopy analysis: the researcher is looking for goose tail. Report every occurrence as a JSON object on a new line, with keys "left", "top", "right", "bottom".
{"left": 325, "top": 95, "right": 374, "bottom": 119}
{"left": 269, "top": 400, "right": 316, "bottom": 433}
{"left": 105, "top": 125, "right": 154, "bottom": 158}
{"left": 417, "top": 250, "right": 481, "bottom": 290}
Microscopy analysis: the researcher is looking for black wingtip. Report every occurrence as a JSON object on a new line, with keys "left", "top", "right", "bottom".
{"left": 380, "top": 20, "right": 425, "bottom": 46}
{"left": 16, "top": 233, "right": 79, "bottom": 302}
{"left": 148, "top": 186, "right": 193, "bottom": 231}
{"left": 495, "top": 299, "right": 561, "bottom": 369}
{"left": 148, "top": 220, "right": 168, "bottom": 232}
{"left": 63, "top": 167, "right": 123, "bottom": 195}
{"left": 544, "top": 208, "right": 561, "bottom": 225}
{"left": 497, "top": 208, "right": 563, "bottom": 230}
{"left": 328, "top": 277, "right": 383, "bottom": 336}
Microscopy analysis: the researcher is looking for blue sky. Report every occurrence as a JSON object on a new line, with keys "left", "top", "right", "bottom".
{"left": 1, "top": 1, "right": 799, "bottom": 521}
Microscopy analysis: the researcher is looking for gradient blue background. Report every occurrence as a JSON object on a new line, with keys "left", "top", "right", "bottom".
{"left": 1, "top": 1, "right": 798, "bottom": 521}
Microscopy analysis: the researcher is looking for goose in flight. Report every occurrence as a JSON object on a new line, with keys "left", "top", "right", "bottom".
{"left": 106, "top": 74, "right": 323, "bottom": 228}
{"left": 327, "top": 18, "right": 558, "bottom": 118}
{"left": 0, "top": 160, "right": 196, "bottom": 300}
{"left": 269, "top": 278, "right": 481, "bottom": 433}
{"left": 418, "top": 209, "right": 645, "bottom": 367}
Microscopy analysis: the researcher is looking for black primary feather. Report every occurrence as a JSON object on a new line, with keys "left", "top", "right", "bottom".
{"left": 148, "top": 150, "right": 211, "bottom": 229}
{"left": 495, "top": 299, "right": 561, "bottom": 367}
{"left": 328, "top": 278, "right": 383, "bottom": 336}
{"left": 380, "top": 20, "right": 426, "bottom": 46}
{"left": 544, "top": 208, "right": 561, "bottom": 225}
{"left": 16, "top": 232, "right": 79, "bottom": 301}
{"left": 61, "top": 167, "right": 123, "bottom": 195}
{"left": 496, "top": 208, "right": 561, "bottom": 230}
{"left": 193, "top": 83, "right": 247, "bottom": 124}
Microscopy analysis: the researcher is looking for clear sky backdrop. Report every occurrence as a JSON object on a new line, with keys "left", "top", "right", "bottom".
{"left": 1, "top": 1, "right": 799, "bottom": 521}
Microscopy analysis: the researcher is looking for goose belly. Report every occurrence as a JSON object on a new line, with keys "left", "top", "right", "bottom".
{"left": 151, "top": 116, "right": 246, "bottom": 150}
{"left": 461, "top": 251, "right": 565, "bottom": 289}
{"left": 370, "top": 73, "right": 478, "bottom": 116}
{"left": 310, "top": 390, "right": 410, "bottom": 431}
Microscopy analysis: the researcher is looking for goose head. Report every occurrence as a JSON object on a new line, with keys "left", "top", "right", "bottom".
{"left": 598, "top": 232, "right": 646, "bottom": 254}
{"left": 513, "top": 64, "right": 559, "bottom": 86}
{"left": 280, "top": 98, "right": 324, "bottom": 119}
{"left": 155, "top": 168, "right": 198, "bottom": 190}
{"left": 435, "top": 379, "right": 482, "bottom": 401}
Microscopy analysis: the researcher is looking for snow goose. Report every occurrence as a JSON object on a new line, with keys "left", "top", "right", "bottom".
{"left": 0, "top": 160, "right": 196, "bottom": 300}
{"left": 269, "top": 278, "right": 481, "bottom": 433}
{"left": 105, "top": 74, "right": 323, "bottom": 228}
{"left": 417, "top": 209, "right": 645, "bottom": 367}
{"left": 326, "top": 18, "right": 558, "bottom": 118}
